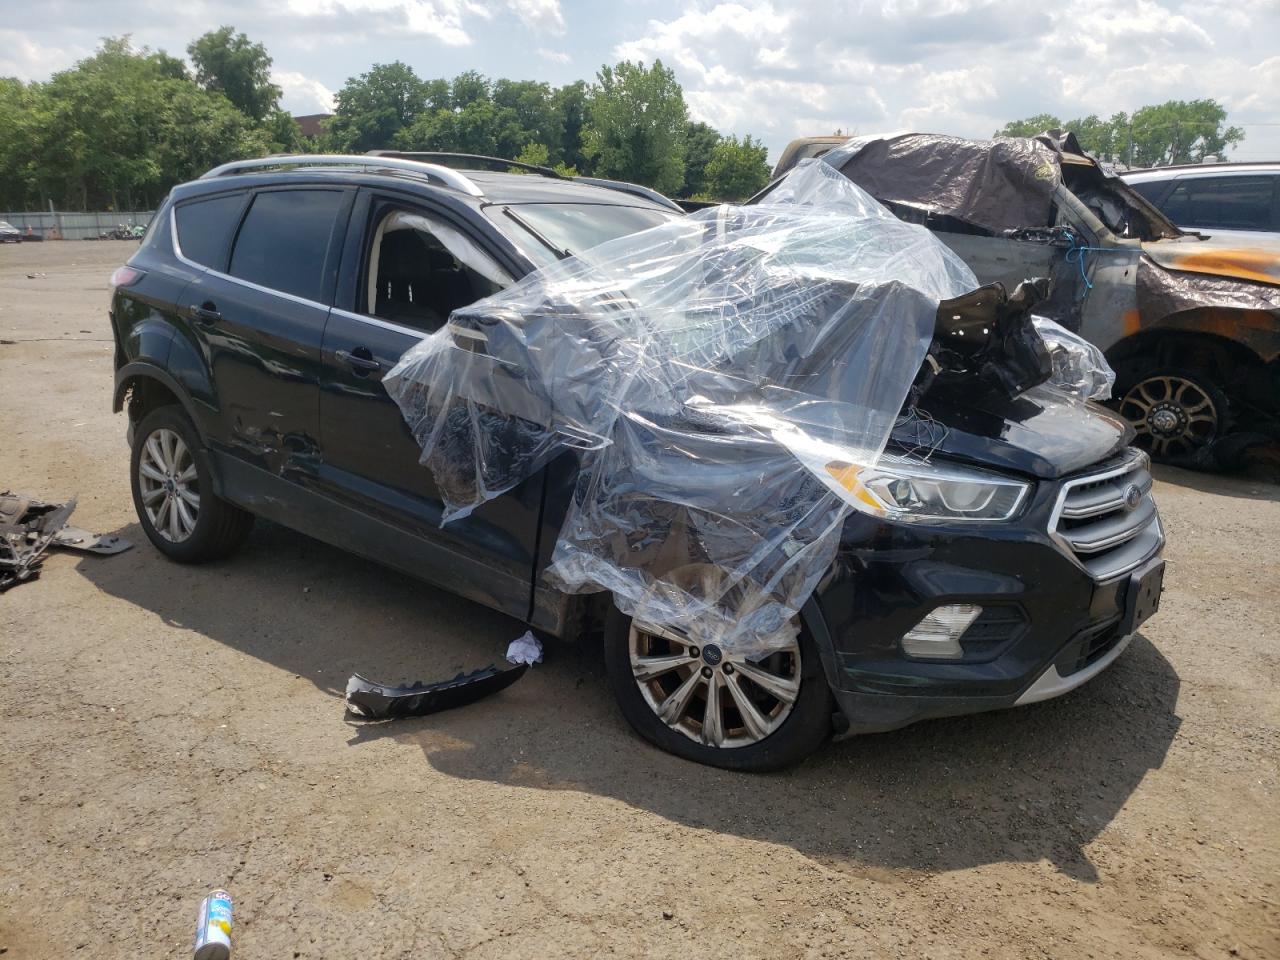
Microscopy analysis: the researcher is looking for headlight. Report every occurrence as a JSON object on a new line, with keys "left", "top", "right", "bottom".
{"left": 776, "top": 422, "right": 1031, "bottom": 522}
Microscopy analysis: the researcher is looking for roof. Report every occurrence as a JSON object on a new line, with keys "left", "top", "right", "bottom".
{"left": 1122, "top": 162, "right": 1280, "bottom": 182}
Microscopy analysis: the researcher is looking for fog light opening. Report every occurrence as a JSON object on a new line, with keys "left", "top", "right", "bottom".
{"left": 901, "top": 604, "right": 983, "bottom": 660}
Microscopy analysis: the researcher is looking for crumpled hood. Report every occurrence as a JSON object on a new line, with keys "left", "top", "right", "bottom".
{"left": 1142, "top": 234, "right": 1280, "bottom": 287}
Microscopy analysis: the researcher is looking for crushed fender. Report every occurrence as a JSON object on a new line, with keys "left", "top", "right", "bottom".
{"left": 1, "top": 491, "right": 132, "bottom": 592}
{"left": 345, "top": 663, "right": 529, "bottom": 720}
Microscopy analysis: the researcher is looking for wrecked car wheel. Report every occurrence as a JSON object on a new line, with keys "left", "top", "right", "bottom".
{"left": 1118, "top": 370, "right": 1226, "bottom": 461}
{"left": 130, "top": 406, "right": 253, "bottom": 562}
{"left": 603, "top": 607, "right": 832, "bottom": 771}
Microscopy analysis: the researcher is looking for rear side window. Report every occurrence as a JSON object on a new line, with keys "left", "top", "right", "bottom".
{"left": 1160, "top": 176, "right": 1275, "bottom": 231}
{"left": 229, "top": 190, "right": 344, "bottom": 302}
{"left": 1127, "top": 180, "right": 1168, "bottom": 205}
{"left": 174, "top": 194, "right": 245, "bottom": 270}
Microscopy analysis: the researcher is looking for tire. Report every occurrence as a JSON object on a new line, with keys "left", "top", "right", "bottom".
{"left": 130, "top": 405, "right": 253, "bottom": 562}
{"left": 1115, "top": 367, "right": 1229, "bottom": 462}
{"left": 603, "top": 606, "right": 833, "bottom": 771}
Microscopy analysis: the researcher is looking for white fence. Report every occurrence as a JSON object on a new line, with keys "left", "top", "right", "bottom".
{"left": 0, "top": 211, "right": 155, "bottom": 241}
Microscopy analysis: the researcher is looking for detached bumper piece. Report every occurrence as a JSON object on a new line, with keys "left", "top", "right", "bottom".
{"left": 1, "top": 491, "right": 132, "bottom": 592}
{"left": 345, "top": 664, "right": 528, "bottom": 720}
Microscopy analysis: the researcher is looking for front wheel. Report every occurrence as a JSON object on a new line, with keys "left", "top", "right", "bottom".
{"left": 130, "top": 405, "right": 253, "bottom": 562}
{"left": 1117, "top": 368, "right": 1228, "bottom": 461}
{"left": 603, "top": 607, "right": 833, "bottom": 771}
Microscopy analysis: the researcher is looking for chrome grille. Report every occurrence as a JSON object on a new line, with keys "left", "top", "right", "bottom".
{"left": 1050, "top": 450, "right": 1163, "bottom": 580}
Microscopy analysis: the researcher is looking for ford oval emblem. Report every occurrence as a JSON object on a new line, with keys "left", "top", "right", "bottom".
{"left": 1123, "top": 484, "right": 1142, "bottom": 510}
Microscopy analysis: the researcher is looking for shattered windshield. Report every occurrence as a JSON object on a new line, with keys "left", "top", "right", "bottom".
{"left": 488, "top": 202, "right": 680, "bottom": 265}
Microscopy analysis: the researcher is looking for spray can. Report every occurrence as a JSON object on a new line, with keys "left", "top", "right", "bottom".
{"left": 194, "top": 889, "right": 233, "bottom": 960}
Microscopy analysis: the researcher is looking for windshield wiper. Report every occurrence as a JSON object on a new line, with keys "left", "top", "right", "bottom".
{"left": 502, "top": 207, "right": 572, "bottom": 260}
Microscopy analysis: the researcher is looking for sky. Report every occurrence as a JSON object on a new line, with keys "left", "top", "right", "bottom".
{"left": 1, "top": 0, "right": 1278, "bottom": 164}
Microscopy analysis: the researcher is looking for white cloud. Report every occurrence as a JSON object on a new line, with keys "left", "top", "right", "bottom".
{"left": 614, "top": 0, "right": 1280, "bottom": 162}
{"left": 283, "top": 0, "right": 488, "bottom": 45}
{"left": 273, "top": 70, "right": 337, "bottom": 113}
{"left": 0, "top": 29, "right": 91, "bottom": 81}
{"left": 506, "top": 0, "right": 565, "bottom": 34}
{"left": 537, "top": 47, "right": 571, "bottom": 64}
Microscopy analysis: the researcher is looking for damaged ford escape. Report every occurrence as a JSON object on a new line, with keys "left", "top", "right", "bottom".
{"left": 110, "top": 154, "right": 1165, "bottom": 771}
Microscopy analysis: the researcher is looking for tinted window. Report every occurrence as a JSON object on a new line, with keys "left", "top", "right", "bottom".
{"left": 1127, "top": 180, "right": 1168, "bottom": 204}
{"left": 174, "top": 194, "right": 245, "bottom": 270}
{"left": 229, "top": 190, "right": 344, "bottom": 301}
{"left": 1159, "top": 176, "right": 1274, "bottom": 231}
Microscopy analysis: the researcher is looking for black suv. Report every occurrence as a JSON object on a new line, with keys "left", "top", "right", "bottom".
{"left": 110, "top": 154, "right": 1165, "bottom": 770}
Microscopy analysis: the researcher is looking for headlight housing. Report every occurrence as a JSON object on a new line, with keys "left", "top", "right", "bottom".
{"left": 781, "top": 428, "right": 1030, "bottom": 522}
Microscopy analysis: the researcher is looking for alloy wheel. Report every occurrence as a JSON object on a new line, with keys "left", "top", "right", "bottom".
{"left": 628, "top": 621, "right": 801, "bottom": 749}
{"left": 1119, "top": 374, "right": 1220, "bottom": 459}
{"left": 137, "top": 427, "right": 200, "bottom": 542}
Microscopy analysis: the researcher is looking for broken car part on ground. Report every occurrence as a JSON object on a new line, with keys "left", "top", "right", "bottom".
{"left": 767, "top": 131, "right": 1280, "bottom": 467}
{"left": 1, "top": 491, "right": 131, "bottom": 591}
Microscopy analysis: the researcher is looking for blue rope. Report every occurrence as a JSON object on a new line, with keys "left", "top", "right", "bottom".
{"left": 1061, "top": 229, "right": 1130, "bottom": 297}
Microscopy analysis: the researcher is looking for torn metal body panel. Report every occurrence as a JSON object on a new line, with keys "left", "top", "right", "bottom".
{"left": 0, "top": 492, "right": 132, "bottom": 591}
{"left": 345, "top": 664, "right": 529, "bottom": 720}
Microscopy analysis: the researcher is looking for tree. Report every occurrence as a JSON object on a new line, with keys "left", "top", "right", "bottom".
{"left": 553, "top": 80, "right": 589, "bottom": 173}
{"left": 584, "top": 60, "right": 688, "bottom": 196}
{"left": 702, "top": 134, "right": 770, "bottom": 200}
{"left": 327, "top": 62, "right": 430, "bottom": 153}
{"left": 996, "top": 99, "right": 1244, "bottom": 166}
{"left": 681, "top": 121, "right": 721, "bottom": 198}
{"left": 187, "top": 27, "right": 280, "bottom": 122}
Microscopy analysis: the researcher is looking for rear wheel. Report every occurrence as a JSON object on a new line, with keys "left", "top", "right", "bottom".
{"left": 130, "top": 406, "right": 253, "bottom": 562}
{"left": 603, "top": 606, "right": 832, "bottom": 771}
{"left": 1117, "top": 369, "right": 1227, "bottom": 461}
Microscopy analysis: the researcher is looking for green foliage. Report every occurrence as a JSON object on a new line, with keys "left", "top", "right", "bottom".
{"left": 513, "top": 142, "right": 550, "bottom": 168}
{"left": 681, "top": 121, "right": 722, "bottom": 198}
{"left": 996, "top": 99, "right": 1244, "bottom": 166}
{"left": 702, "top": 134, "right": 770, "bottom": 201}
{"left": 553, "top": 80, "right": 589, "bottom": 173}
{"left": 326, "top": 61, "right": 431, "bottom": 153}
{"left": 585, "top": 60, "right": 688, "bottom": 196}
{"left": 187, "top": 26, "right": 280, "bottom": 122}
{"left": 0, "top": 37, "right": 269, "bottom": 209}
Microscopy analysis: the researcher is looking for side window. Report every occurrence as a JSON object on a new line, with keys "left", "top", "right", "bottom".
{"left": 229, "top": 190, "right": 344, "bottom": 302}
{"left": 1127, "top": 180, "right": 1169, "bottom": 205}
{"left": 363, "top": 207, "right": 511, "bottom": 332}
{"left": 174, "top": 194, "right": 246, "bottom": 270}
{"left": 1160, "top": 176, "right": 1274, "bottom": 231}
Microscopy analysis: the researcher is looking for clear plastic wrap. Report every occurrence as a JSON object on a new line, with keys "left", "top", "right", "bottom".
{"left": 384, "top": 161, "right": 979, "bottom": 654}
{"left": 1032, "top": 316, "right": 1116, "bottom": 401}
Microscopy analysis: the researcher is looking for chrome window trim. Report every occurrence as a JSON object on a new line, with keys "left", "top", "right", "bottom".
{"left": 1047, "top": 448, "right": 1163, "bottom": 583}
{"left": 328, "top": 307, "right": 425, "bottom": 340}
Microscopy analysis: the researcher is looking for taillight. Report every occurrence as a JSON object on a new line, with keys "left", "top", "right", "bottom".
{"left": 109, "top": 265, "right": 145, "bottom": 289}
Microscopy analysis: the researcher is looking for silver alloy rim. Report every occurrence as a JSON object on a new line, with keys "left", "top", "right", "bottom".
{"left": 138, "top": 427, "right": 200, "bottom": 542}
{"left": 628, "top": 621, "right": 801, "bottom": 749}
{"left": 1120, "top": 375, "right": 1219, "bottom": 458}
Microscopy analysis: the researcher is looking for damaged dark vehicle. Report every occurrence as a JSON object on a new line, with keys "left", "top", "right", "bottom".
{"left": 111, "top": 154, "right": 1164, "bottom": 770}
{"left": 771, "top": 131, "right": 1280, "bottom": 465}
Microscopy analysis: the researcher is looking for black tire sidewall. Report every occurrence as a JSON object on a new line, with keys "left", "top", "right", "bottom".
{"left": 602, "top": 605, "right": 833, "bottom": 772}
{"left": 129, "top": 406, "right": 225, "bottom": 562}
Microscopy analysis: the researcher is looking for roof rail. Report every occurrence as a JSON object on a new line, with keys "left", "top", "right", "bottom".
{"left": 199, "top": 154, "right": 484, "bottom": 197}
{"left": 570, "top": 176, "right": 684, "bottom": 213}
{"left": 367, "top": 150, "right": 567, "bottom": 180}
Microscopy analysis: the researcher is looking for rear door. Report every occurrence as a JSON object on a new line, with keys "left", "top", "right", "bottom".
{"left": 177, "top": 186, "right": 352, "bottom": 483}
{"left": 316, "top": 190, "right": 544, "bottom": 619}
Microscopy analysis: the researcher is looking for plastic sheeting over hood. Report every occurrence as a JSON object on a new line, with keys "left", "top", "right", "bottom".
{"left": 819, "top": 132, "right": 1063, "bottom": 235}
{"left": 383, "top": 162, "right": 1105, "bottom": 656}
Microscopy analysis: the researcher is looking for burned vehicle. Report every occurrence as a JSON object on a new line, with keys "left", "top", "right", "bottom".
{"left": 110, "top": 154, "right": 1163, "bottom": 771}
{"left": 771, "top": 132, "right": 1280, "bottom": 463}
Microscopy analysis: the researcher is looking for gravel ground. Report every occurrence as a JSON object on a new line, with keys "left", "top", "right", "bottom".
{"left": 1, "top": 241, "right": 1277, "bottom": 959}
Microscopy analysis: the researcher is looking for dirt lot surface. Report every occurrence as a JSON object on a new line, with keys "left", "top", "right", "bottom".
{"left": 1, "top": 241, "right": 1277, "bottom": 959}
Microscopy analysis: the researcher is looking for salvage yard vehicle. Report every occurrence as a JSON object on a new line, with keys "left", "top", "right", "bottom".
{"left": 110, "top": 154, "right": 1165, "bottom": 770}
{"left": 0, "top": 220, "right": 21, "bottom": 242}
{"left": 1123, "top": 162, "right": 1280, "bottom": 241}
{"left": 772, "top": 133, "right": 1280, "bottom": 463}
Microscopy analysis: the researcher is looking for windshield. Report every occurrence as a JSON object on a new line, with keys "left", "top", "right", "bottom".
{"left": 487, "top": 202, "right": 679, "bottom": 266}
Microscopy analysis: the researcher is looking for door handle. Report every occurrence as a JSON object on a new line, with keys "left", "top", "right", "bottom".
{"left": 190, "top": 303, "right": 221, "bottom": 324}
{"left": 336, "top": 348, "right": 382, "bottom": 374}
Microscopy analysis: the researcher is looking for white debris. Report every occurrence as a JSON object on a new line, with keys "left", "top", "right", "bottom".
{"left": 505, "top": 631, "right": 543, "bottom": 666}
